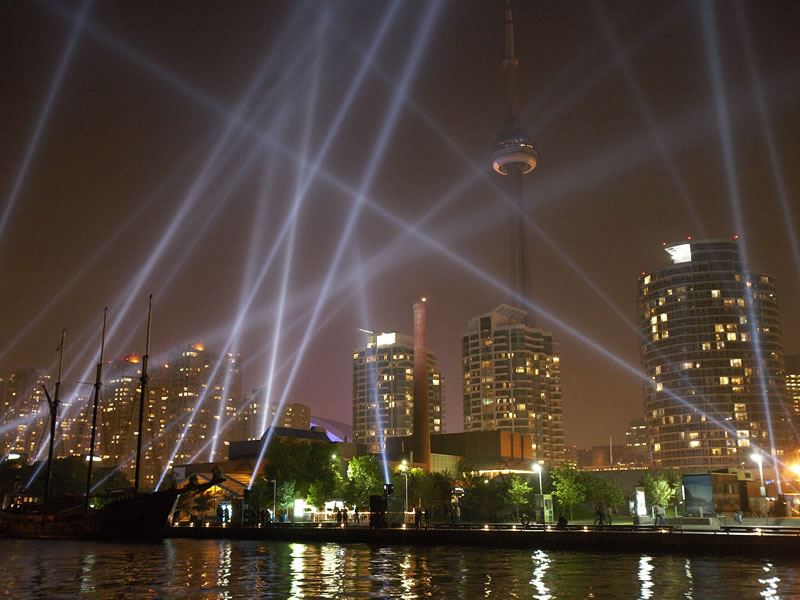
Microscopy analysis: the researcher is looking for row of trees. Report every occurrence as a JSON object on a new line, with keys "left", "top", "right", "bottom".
{"left": 550, "top": 465, "right": 681, "bottom": 518}
{"left": 196, "top": 438, "right": 683, "bottom": 523}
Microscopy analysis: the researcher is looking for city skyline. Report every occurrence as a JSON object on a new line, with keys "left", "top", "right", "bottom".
{"left": 0, "top": 2, "right": 798, "bottom": 448}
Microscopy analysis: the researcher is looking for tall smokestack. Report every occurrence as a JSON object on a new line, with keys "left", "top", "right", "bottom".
{"left": 412, "top": 297, "right": 431, "bottom": 471}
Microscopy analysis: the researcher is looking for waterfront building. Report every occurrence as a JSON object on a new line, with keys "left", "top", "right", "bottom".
{"left": 98, "top": 354, "right": 167, "bottom": 489}
{"left": 625, "top": 418, "right": 651, "bottom": 466}
{"left": 639, "top": 239, "right": 791, "bottom": 469}
{"left": 56, "top": 394, "right": 92, "bottom": 459}
{"left": 786, "top": 355, "right": 800, "bottom": 438}
{"left": 162, "top": 342, "right": 241, "bottom": 467}
{"left": 462, "top": 304, "right": 564, "bottom": 464}
{"left": 236, "top": 389, "right": 312, "bottom": 440}
{"left": 352, "top": 332, "right": 444, "bottom": 453}
{"left": 0, "top": 367, "right": 50, "bottom": 459}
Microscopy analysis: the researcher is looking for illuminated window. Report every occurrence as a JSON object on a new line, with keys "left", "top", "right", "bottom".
{"left": 719, "top": 376, "right": 729, "bottom": 385}
{"left": 727, "top": 333, "right": 737, "bottom": 341}
{"left": 711, "top": 290, "right": 720, "bottom": 298}
{"left": 689, "top": 440, "right": 701, "bottom": 448}
{"left": 730, "top": 358, "right": 742, "bottom": 367}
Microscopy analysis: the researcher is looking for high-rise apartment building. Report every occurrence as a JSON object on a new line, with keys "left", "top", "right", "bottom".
{"left": 0, "top": 367, "right": 50, "bottom": 459}
{"left": 786, "top": 354, "right": 800, "bottom": 439}
{"left": 462, "top": 305, "right": 564, "bottom": 464}
{"left": 98, "top": 354, "right": 167, "bottom": 490}
{"left": 639, "top": 239, "right": 791, "bottom": 469}
{"left": 236, "top": 390, "right": 311, "bottom": 440}
{"left": 352, "top": 332, "right": 444, "bottom": 453}
{"left": 163, "top": 343, "right": 241, "bottom": 467}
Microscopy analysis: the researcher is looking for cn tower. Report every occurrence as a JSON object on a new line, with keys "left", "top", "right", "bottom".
{"left": 492, "top": 1, "right": 537, "bottom": 314}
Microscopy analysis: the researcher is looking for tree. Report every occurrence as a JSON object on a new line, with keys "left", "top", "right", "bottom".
{"left": 551, "top": 465, "right": 585, "bottom": 519}
{"left": 345, "top": 455, "right": 383, "bottom": 507}
{"left": 641, "top": 471, "right": 679, "bottom": 509}
{"left": 417, "top": 471, "right": 454, "bottom": 514}
{"left": 505, "top": 475, "right": 533, "bottom": 520}
{"left": 262, "top": 439, "right": 342, "bottom": 510}
{"left": 459, "top": 475, "right": 503, "bottom": 522}
{"left": 580, "top": 473, "right": 625, "bottom": 514}
{"left": 278, "top": 480, "right": 296, "bottom": 519}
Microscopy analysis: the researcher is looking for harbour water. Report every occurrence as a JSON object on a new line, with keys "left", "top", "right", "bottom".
{"left": 1, "top": 538, "right": 797, "bottom": 598}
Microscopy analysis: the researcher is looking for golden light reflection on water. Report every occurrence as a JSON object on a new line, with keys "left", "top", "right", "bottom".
{"left": 289, "top": 542, "right": 306, "bottom": 598}
{"left": 216, "top": 540, "right": 232, "bottom": 599}
{"left": 3, "top": 539, "right": 800, "bottom": 598}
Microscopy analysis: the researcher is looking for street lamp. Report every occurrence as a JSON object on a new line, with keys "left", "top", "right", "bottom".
{"left": 269, "top": 479, "right": 277, "bottom": 522}
{"left": 751, "top": 453, "right": 766, "bottom": 497}
{"left": 532, "top": 463, "right": 543, "bottom": 495}
{"left": 399, "top": 460, "right": 409, "bottom": 514}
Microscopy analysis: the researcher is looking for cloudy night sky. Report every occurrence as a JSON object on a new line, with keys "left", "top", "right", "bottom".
{"left": 1, "top": 0, "right": 798, "bottom": 448}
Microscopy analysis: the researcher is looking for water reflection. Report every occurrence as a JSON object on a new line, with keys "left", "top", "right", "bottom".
{"left": 530, "top": 549, "right": 551, "bottom": 599}
{"left": 759, "top": 561, "right": 781, "bottom": 600}
{"left": 638, "top": 555, "right": 654, "bottom": 599}
{"left": 0, "top": 539, "right": 799, "bottom": 598}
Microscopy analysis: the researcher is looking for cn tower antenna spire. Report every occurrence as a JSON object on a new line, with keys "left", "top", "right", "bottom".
{"left": 492, "top": 0, "right": 538, "bottom": 322}
{"left": 502, "top": 0, "right": 519, "bottom": 119}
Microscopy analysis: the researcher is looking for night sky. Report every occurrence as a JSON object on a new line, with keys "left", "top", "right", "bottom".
{"left": 1, "top": 1, "right": 798, "bottom": 448}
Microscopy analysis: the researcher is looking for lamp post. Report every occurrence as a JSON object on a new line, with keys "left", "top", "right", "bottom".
{"left": 399, "top": 460, "right": 409, "bottom": 514}
{"left": 751, "top": 453, "right": 765, "bottom": 497}
{"left": 269, "top": 479, "right": 277, "bottom": 522}
{"left": 532, "top": 463, "right": 543, "bottom": 495}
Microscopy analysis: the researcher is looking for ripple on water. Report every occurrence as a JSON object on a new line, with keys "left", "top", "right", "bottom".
{"left": 0, "top": 538, "right": 799, "bottom": 598}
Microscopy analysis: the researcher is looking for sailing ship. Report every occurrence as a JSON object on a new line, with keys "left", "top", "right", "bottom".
{"left": 0, "top": 298, "right": 219, "bottom": 540}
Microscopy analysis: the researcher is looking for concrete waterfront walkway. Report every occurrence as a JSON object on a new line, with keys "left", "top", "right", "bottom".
{"left": 169, "top": 522, "right": 800, "bottom": 557}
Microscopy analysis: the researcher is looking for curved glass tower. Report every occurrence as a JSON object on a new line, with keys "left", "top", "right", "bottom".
{"left": 639, "top": 239, "right": 791, "bottom": 469}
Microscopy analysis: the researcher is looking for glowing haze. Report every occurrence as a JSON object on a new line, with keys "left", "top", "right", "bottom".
{"left": 0, "top": 1, "right": 798, "bottom": 450}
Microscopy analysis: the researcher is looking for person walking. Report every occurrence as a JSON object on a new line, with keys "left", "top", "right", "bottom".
{"left": 594, "top": 503, "right": 606, "bottom": 527}
{"left": 655, "top": 503, "right": 666, "bottom": 526}
{"left": 342, "top": 506, "right": 349, "bottom": 527}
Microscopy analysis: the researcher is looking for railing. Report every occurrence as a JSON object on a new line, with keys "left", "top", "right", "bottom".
{"left": 190, "top": 520, "right": 800, "bottom": 537}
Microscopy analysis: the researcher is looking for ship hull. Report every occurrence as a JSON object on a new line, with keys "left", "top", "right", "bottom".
{"left": 0, "top": 490, "right": 179, "bottom": 541}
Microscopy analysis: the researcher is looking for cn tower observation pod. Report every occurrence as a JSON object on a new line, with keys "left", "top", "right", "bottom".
{"left": 492, "top": 119, "right": 538, "bottom": 176}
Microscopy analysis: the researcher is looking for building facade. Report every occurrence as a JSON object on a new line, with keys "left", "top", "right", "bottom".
{"left": 462, "top": 304, "right": 564, "bottom": 464}
{"left": 163, "top": 343, "right": 242, "bottom": 468}
{"left": 786, "top": 354, "right": 800, "bottom": 440}
{"left": 236, "top": 390, "right": 311, "bottom": 440}
{"left": 639, "top": 239, "right": 791, "bottom": 469}
{"left": 352, "top": 332, "right": 444, "bottom": 453}
{"left": 0, "top": 367, "right": 50, "bottom": 460}
{"left": 98, "top": 354, "right": 167, "bottom": 490}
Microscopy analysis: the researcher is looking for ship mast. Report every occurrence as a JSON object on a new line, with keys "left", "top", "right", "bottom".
{"left": 42, "top": 329, "right": 66, "bottom": 503}
{"left": 85, "top": 308, "right": 107, "bottom": 511}
{"left": 133, "top": 295, "right": 152, "bottom": 493}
